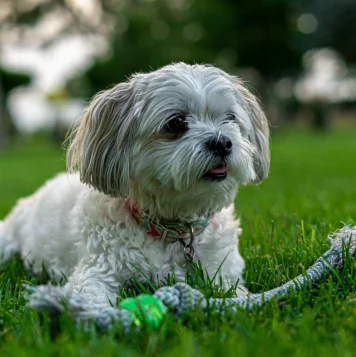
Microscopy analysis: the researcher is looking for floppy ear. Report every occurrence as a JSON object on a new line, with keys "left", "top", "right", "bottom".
{"left": 231, "top": 77, "right": 270, "bottom": 183}
{"left": 67, "top": 78, "right": 142, "bottom": 197}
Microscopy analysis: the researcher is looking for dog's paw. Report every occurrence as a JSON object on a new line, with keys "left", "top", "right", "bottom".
{"left": 24, "top": 284, "right": 89, "bottom": 317}
{"left": 24, "top": 284, "right": 133, "bottom": 331}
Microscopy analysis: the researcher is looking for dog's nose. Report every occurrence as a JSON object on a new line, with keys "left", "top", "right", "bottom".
{"left": 207, "top": 136, "right": 232, "bottom": 157}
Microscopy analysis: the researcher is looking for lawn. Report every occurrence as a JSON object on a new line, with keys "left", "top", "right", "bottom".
{"left": 0, "top": 130, "right": 356, "bottom": 357}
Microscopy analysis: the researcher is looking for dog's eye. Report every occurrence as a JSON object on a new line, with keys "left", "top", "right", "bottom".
{"left": 226, "top": 113, "right": 236, "bottom": 122}
{"left": 164, "top": 114, "right": 188, "bottom": 137}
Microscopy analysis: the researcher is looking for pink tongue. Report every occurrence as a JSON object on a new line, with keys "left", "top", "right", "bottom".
{"left": 209, "top": 165, "right": 227, "bottom": 174}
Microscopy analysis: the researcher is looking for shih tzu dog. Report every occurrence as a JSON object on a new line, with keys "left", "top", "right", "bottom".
{"left": 0, "top": 63, "right": 269, "bottom": 314}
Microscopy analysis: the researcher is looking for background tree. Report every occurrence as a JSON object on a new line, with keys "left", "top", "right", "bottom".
{"left": 1, "top": 0, "right": 355, "bottom": 138}
{"left": 296, "top": 0, "right": 356, "bottom": 63}
{"left": 83, "top": 0, "right": 302, "bottom": 94}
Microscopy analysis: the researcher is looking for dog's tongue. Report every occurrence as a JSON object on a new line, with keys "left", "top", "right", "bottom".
{"left": 209, "top": 164, "right": 227, "bottom": 174}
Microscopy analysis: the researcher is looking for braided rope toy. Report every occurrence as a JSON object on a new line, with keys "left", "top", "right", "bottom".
{"left": 26, "top": 225, "right": 356, "bottom": 333}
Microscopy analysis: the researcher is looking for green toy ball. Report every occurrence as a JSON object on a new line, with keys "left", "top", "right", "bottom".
{"left": 119, "top": 294, "right": 168, "bottom": 330}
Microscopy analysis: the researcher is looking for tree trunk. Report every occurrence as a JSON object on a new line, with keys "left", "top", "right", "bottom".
{"left": 0, "top": 75, "right": 9, "bottom": 150}
{"left": 312, "top": 102, "right": 328, "bottom": 130}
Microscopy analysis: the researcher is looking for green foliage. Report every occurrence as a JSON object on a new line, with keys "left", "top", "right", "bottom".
{"left": 83, "top": 0, "right": 301, "bottom": 95}
{"left": 298, "top": 0, "right": 356, "bottom": 63}
{"left": 0, "top": 130, "right": 356, "bottom": 356}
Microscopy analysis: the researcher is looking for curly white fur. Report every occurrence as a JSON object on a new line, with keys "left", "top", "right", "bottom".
{"left": 0, "top": 63, "right": 269, "bottom": 310}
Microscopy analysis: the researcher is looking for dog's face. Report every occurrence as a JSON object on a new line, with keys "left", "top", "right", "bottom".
{"left": 67, "top": 63, "right": 269, "bottom": 218}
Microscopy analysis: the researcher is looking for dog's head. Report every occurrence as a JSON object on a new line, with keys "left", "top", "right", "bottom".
{"left": 67, "top": 63, "right": 269, "bottom": 218}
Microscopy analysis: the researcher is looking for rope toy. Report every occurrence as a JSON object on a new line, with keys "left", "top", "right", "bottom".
{"left": 26, "top": 225, "right": 356, "bottom": 333}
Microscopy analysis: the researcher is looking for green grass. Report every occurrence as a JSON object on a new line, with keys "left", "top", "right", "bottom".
{"left": 1, "top": 130, "right": 356, "bottom": 357}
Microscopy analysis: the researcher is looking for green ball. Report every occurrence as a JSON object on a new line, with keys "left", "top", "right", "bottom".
{"left": 119, "top": 294, "right": 168, "bottom": 330}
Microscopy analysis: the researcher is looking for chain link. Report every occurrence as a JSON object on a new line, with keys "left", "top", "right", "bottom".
{"left": 179, "top": 225, "right": 195, "bottom": 262}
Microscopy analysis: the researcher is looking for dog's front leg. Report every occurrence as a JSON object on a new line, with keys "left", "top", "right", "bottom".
{"left": 67, "top": 257, "right": 120, "bottom": 308}
{"left": 27, "top": 254, "right": 122, "bottom": 326}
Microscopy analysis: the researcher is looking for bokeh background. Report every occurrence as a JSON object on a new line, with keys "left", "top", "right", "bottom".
{"left": 0, "top": 0, "right": 355, "bottom": 217}
{"left": 1, "top": 0, "right": 356, "bottom": 143}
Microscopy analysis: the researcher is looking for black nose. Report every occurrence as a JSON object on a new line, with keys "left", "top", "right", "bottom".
{"left": 207, "top": 136, "right": 232, "bottom": 157}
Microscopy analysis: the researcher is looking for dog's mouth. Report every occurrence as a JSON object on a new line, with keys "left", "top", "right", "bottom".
{"left": 203, "top": 163, "right": 227, "bottom": 182}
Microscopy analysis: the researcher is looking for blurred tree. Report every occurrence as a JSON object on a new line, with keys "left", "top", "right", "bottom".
{"left": 2, "top": 0, "right": 356, "bottom": 133}
{"left": 292, "top": 0, "right": 356, "bottom": 129}
{"left": 296, "top": 0, "right": 356, "bottom": 63}
{"left": 2, "top": 0, "right": 304, "bottom": 105}
{"left": 0, "top": 0, "right": 108, "bottom": 147}
{"left": 0, "top": 0, "right": 111, "bottom": 46}
{"left": 83, "top": 0, "right": 302, "bottom": 94}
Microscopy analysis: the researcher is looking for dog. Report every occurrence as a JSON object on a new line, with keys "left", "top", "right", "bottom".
{"left": 0, "top": 63, "right": 269, "bottom": 311}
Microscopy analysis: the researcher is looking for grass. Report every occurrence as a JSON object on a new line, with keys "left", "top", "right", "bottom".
{"left": 0, "top": 130, "right": 356, "bottom": 356}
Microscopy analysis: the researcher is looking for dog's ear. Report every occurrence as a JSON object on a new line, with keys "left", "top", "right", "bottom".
{"left": 67, "top": 78, "right": 142, "bottom": 197}
{"left": 230, "top": 77, "right": 270, "bottom": 183}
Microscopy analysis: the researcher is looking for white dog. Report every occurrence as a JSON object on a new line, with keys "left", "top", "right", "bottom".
{"left": 0, "top": 63, "right": 269, "bottom": 311}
